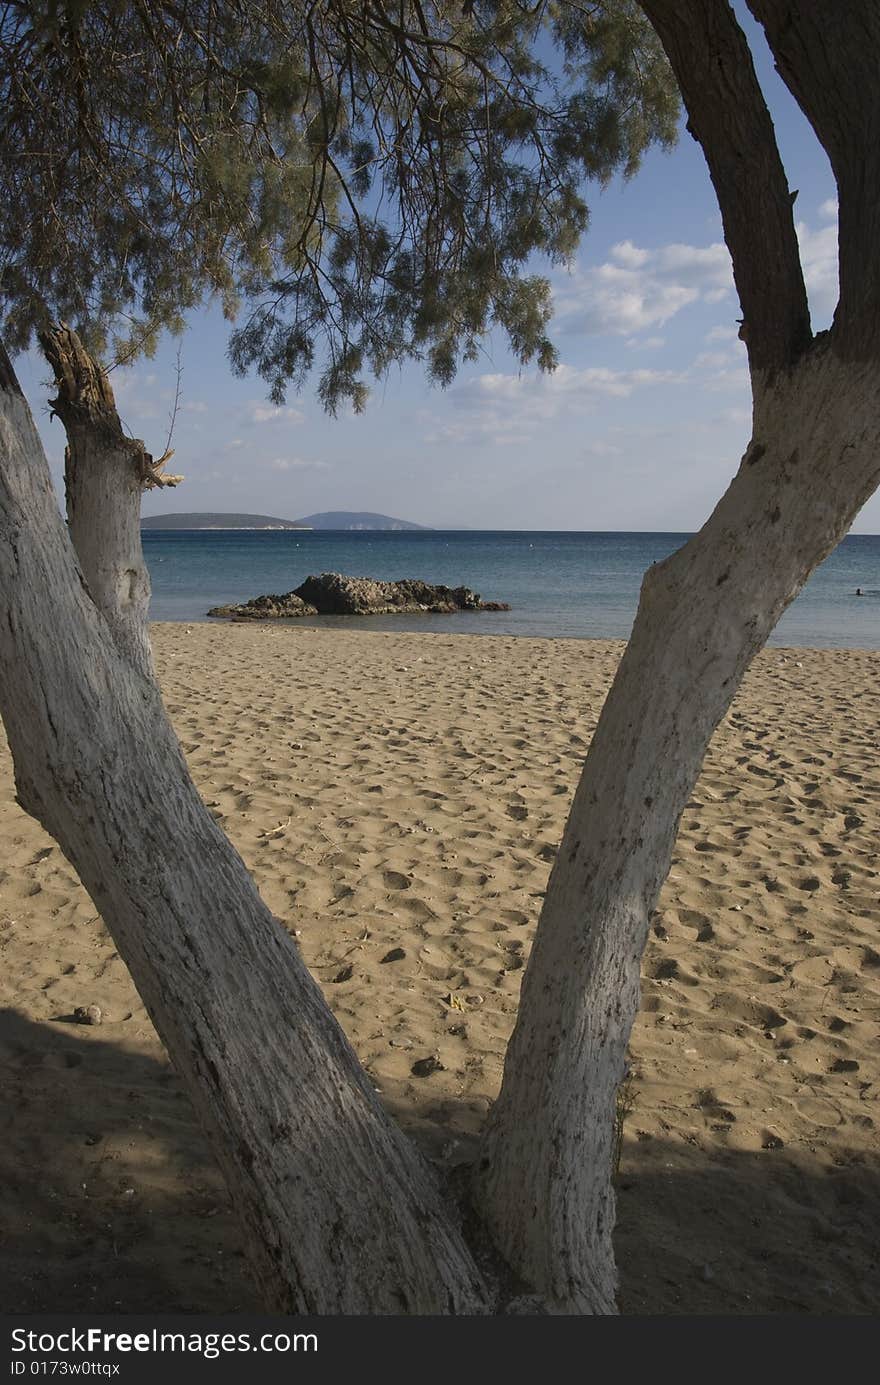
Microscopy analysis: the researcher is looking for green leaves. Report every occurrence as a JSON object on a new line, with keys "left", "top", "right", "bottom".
{"left": 0, "top": 1, "right": 679, "bottom": 408}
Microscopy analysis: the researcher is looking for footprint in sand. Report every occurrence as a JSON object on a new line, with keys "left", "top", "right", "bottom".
{"left": 678, "top": 908, "right": 715, "bottom": 942}
{"left": 382, "top": 869, "right": 411, "bottom": 891}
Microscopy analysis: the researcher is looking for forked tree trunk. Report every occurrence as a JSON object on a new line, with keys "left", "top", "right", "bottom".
{"left": 7, "top": 343, "right": 876, "bottom": 1319}
{"left": 38, "top": 325, "right": 183, "bottom": 680}
{"left": 1, "top": 0, "right": 878, "bottom": 1322}
{"left": 0, "top": 343, "right": 488, "bottom": 1314}
{"left": 474, "top": 347, "right": 880, "bottom": 1310}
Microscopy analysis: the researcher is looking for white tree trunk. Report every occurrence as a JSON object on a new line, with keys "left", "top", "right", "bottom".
{"left": 474, "top": 349, "right": 880, "bottom": 1312}
{"left": 0, "top": 346, "right": 488, "bottom": 1314}
{"left": 39, "top": 326, "right": 183, "bottom": 680}
{"left": 2, "top": 0, "right": 876, "bottom": 1323}
{"left": 64, "top": 430, "right": 154, "bottom": 677}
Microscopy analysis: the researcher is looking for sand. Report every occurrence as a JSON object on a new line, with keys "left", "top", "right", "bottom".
{"left": 1, "top": 623, "right": 878, "bottom": 1315}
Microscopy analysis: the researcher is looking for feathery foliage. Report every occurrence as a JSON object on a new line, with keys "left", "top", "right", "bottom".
{"left": 0, "top": 2, "right": 678, "bottom": 408}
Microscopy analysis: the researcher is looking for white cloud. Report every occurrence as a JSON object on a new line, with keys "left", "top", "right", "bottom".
{"left": 554, "top": 239, "right": 733, "bottom": 336}
{"left": 182, "top": 400, "right": 208, "bottom": 414}
{"left": 247, "top": 402, "right": 305, "bottom": 426}
{"left": 477, "top": 364, "right": 679, "bottom": 402}
{"left": 700, "top": 367, "right": 750, "bottom": 393}
{"left": 424, "top": 362, "right": 682, "bottom": 445}
{"left": 693, "top": 348, "right": 738, "bottom": 371}
{"left": 552, "top": 215, "right": 839, "bottom": 343}
{"left": 714, "top": 406, "right": 752, "bottom": 428}
{"left": 692, "top": 211, "right": 838, "bottom": 335}
{"left": 110, "top": 368, "right": 166, "bottom": 421}
{"left": 796, "top": 217, "right": 838, "bottom": 326}
{"left": 625, "top": 335, "right": 665, "bottom": 350}
{"left": 705, "top": 324, "right": 739, "bottom": 344}
{"left": 582, "top": 439, "right": 622, "bottom": 457}
{"left": 270, "top": 456, "right": 328, "bottom": 472}
{"left": 609, "top": 240, "right": 650, "bottom": 270}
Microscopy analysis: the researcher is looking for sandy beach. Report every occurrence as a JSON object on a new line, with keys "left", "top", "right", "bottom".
{"left": 1, "top": 623, "right": 878, "bottom": 1315}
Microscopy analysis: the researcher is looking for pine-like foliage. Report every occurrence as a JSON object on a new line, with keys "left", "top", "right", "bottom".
{"left": 0, "top": 2, "right": 678, "bottom": 408}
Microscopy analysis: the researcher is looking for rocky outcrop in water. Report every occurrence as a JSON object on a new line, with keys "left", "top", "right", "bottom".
{"left": 207, "top": 572, "right": 510, "bottom": 619}
{"left": 293, "top": 573, "right": 509, "bottom": 614}
{"left": 207, "top": 592, "right": 318, "bottom": 620}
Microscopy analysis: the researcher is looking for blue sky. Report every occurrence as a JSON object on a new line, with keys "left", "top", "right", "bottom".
{"left": 16, "top": 6, "right": 880, "bottom": 534}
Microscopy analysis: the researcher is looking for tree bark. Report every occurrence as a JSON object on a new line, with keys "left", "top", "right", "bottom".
{"left": 474, "top": 344, "right": 880, "bottom": 1313}
{"left": 0, "top": 340, "right": 489, "bottom": 1314}
{"left": 472, "top": 0, "right": 880, "bottom": 1312}
{"left": 747, "top": 1, "right": 880, "bottom": 360}
{"left": 2, "top": 1, "right": 878, "bottom": 1323}
{"left": 38, "top": 325, "right": 183, "bottom": 679}
{"left": 639, "top": 0, "right": 811, "bottom": 374}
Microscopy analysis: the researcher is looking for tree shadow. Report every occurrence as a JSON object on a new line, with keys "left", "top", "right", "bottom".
{"left": 0, "top": 1007, "right": 257, "bottom": 1313}
{"left": 3, "top": 1004, "right": 878, "bottom": 1315}
{"left": 614, "top": 1132, "right": 880, "bottom": 1314}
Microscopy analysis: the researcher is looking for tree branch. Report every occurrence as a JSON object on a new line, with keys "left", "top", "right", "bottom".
{"left": 39, "top": 322, "right": 120, "bottom": 434}
{"left": 640, "top": 0, "right": 811, "bottom": 375}
{"left": 747, "top": 0, "right": 880, "bottom": 358}
{"left": 142, "top": 448, "right": 184, "bottom": 489}
{"left": 36, "top": 324, "right": 162, "bottom": 677}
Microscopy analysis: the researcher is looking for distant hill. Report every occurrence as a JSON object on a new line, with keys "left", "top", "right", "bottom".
{"left": 291, "top": 511, "right": 428, "bottom": 530}
{"left": 141, "top": 510, "right": 428, "bottom": 530}
{"left": 141, "top": 512, "right": 308, "bottom": 530}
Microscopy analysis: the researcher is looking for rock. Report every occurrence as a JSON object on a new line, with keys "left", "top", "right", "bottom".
{"left": 73, "top": 1004, "right": 103, "bottom": 1025}
{"left": 208, "top": 572, "right": 509, "bottom": 619}
{"left": 207, "top": 592, "right": 318, "bottom": 619}
{"left": 411, "top": 1054, "right": 444, "bottom": 1077}
{"left": 380, "top": 947, "right": 407, "bottom": 963}
{"left": 761, "top": 1132, "right": 785, "bottom": 1150}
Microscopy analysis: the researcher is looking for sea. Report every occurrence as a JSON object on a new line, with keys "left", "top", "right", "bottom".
{"left": 143, "top": 529, "right": 880, "bottom": 649}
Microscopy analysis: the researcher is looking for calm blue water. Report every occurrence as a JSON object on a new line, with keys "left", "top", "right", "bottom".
{"left": 143, "top": 530, "right": 880, "bottom": 648}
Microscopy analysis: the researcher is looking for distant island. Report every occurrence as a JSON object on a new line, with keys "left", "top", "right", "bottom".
{"left": 140, "top": 512, "right": 308, "bottom": 530}
{"left": 293, "top": 511, "right": 429, "bottom": 531}
{"left": 140, "top": 510, "right": 428, "bottom": 531}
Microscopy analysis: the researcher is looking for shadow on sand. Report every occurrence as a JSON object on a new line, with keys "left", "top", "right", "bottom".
{"left": 2, "top": 1006, "right": 878, "bottom": 1315}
